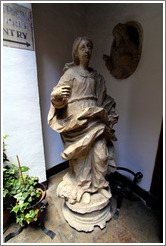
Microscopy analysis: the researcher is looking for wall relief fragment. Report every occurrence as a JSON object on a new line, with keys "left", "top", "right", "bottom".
{"left": 103, "top": 21, "right": 143, "bottom": 79}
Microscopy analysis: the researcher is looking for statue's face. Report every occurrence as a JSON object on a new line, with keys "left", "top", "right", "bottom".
{"left": 77, "top": 39, "right": 92, "bottom": 64}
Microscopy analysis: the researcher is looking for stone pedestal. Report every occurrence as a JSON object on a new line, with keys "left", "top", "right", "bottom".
{"left": 62, "top": 190, "right": 112, "bottom": 232}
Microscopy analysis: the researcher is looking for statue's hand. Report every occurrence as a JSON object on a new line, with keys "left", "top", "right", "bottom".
{"left": 51, "top": 85, "right": 71, "bottom": 99}
{"left": 51, "top": 85, "right": 71, "bottom": 109}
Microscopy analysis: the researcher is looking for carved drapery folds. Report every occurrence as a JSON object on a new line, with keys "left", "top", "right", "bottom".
{"left": 48, "top": 37, "right": 119, "bottom": 231}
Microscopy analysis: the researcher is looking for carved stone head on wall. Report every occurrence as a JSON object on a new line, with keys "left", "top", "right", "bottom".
{"left": 103, "top": 21, "right": 143, "bottom": 79}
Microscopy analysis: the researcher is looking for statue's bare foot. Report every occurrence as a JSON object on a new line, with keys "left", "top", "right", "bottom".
{"left": 81, "top": 192, "right": 91, "bottom": 204}
{"left": 99, "top": 188, "right": 112, "bottom": 199}
{"left": 76, "top": 188, "right": 84, "bottom": 203}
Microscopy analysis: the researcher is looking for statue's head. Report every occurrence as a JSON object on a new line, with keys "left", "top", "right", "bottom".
{"left": 72, "top": 37, "right": 93, "bottom": 65}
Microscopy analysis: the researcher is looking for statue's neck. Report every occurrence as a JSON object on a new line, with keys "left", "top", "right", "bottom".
{"left": 78, "top": 63, "right": 89, "bottom": 72}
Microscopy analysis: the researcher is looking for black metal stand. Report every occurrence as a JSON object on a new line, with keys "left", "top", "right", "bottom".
{"left": 4, "top": 199, "right": 56, "bottom": 242}
{"left": 107, "top": 166, "right": 143, "bottom": 219}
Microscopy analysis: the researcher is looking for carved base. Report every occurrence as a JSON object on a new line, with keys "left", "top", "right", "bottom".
{"left": 66, "top": 188, "right": 112, "bottom": 214}
{"left": 62, "top": 200, "right": 112, "bottom": 232}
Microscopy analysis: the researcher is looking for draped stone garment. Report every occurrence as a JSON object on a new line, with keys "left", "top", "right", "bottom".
{"left": 48, "top": 66, "right": 118, "bottom": 204}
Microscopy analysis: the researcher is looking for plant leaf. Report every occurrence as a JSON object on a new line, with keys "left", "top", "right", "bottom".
{"left": 14, "top": 193, "right": 23, "bottom": 200}
{"left": 12, "top": 205, "right": 20, "bottom": 213}
{"left": 35, "top": 209, "right": 39, "bottom": 214}
{"left": 28, "top": 197, "right": 32, "bottom": 202}
{"left": 3, "top": 189, "right": 8, "bottom": 197}
{"left": 22, "top": 192, "right": 30, "bottom": 200}
{"left": 3, "top": 134, "right": 9, "bottom": 139}
{"left": 21, "top": 166, "right": 29, "bottom": 172}
{"left": 31, "top": 192, "right": 36, "bottom": 197}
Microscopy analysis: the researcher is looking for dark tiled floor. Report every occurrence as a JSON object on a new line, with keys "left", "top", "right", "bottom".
{"left": 3, "top": 169, "right": 162, "bottom": 244}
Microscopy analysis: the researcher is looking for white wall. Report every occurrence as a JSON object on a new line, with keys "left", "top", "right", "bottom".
{"left": 32, "top": 3, "right": 163, "bottom": 191}
{"left": 32, "top": 3, "right": 86, "bottom": 170}
{"left": 3, "top": 3, "right": 46, "bottom": 183}
{"left": 85, "top": 3, "right": 163, "bottom": 191}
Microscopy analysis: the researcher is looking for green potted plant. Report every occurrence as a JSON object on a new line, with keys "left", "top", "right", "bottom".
{"left": 6, "top": 155, "right": 46, "bottom": 227}
{"left": 11, "top": 171, "right": 45, "bottom": 227}
{"left": 3, "top": 135, "right": 46, "bottom": 229}
{"left": 3, "top": 138, "right": 55, "bottom": 242}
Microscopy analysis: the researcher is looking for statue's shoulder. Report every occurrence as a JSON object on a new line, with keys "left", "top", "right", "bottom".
{"left": 63, "top": 66, "right": 76, "bottom": 79}
{"left": 93, "top": 69, "right": 104, "bottom": 81}
{"left": 87, "top": 67, "right": 99, "bottom": 78}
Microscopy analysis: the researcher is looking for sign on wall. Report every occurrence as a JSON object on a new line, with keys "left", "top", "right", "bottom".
{"left": 3, "top": 3, "right": 34, "bottom": 51}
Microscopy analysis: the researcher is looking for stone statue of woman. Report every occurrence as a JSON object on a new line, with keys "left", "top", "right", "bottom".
{"left": 48, "top": 37, "right": 119, "bottom": 230}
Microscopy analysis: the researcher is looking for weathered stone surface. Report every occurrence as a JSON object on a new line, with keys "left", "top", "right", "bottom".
{"left": 66, "top": 188, "right": 112, "bottom": 214}
{"left": 63, "top": 202, "right": 112, "bottom": 232}
{"left": 48, "top": 37, "right": 118, "bottom": 231}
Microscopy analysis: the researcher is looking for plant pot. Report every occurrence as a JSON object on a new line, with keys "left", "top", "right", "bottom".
{"left": 26, "top": 185, "right": 46, "bottom": 223}
{"left": 3, "top": 209, "right": 10, "bottom": 233}
{"left": 15, "top": 183, "right": 46, "bottom": 225}
{"left": 3, "top": 195, "right": 16, "bottom": 233}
